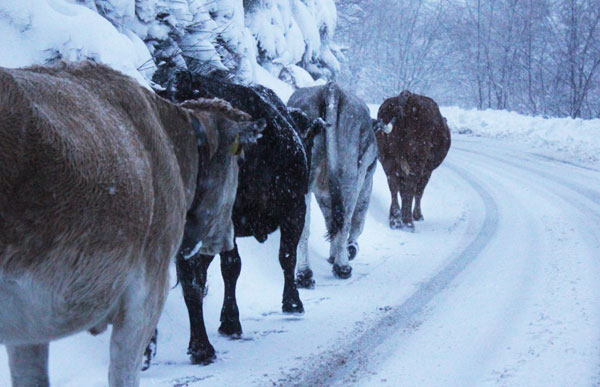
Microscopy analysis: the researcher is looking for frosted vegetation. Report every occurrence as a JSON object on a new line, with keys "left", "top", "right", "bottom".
{"left": 336, "top": 0, "right": 600, "bottom": 119}
{"left": 0, "top": 0, "right": 339, "bottom": 98}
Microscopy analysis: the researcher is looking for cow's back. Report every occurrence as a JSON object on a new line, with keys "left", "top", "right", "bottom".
{"left": 289, "top": 83, "right": 377, "bottom": 176}
{"left": 0, "top": 63, "right": 189, "bottom": 343}
{"left": 174, "top": 76, "right": 308, "bottom": 240}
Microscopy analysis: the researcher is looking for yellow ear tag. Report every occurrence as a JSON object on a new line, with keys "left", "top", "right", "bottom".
{"left": 229, "top": 133, "right": 241, "bottom": 155}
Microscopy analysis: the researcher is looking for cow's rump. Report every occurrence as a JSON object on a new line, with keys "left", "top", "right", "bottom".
{"left": 0, "top": 63, "right": 188, "bottom": 344}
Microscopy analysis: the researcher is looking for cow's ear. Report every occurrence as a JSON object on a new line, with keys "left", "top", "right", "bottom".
{"left": 235, "top": 118, "right": 266, "bottom": 148}
{"left": 191, "top": 115, "right": 218, "bottom": 158}
{"left": 173, "top": 71, "right": 194, "bottom": 98}
{"left": 311, "top": 117, "right": 330, "bottom": 135}
{"left": 373, "top": 118, "right": 394, "bottom": 134}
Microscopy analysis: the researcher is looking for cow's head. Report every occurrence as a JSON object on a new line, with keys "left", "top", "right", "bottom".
{"left": 287, "top": 107, "right": 330, "bottom": 172}
{"left": 179, "top": 98, "right": 265, "bottom": 255}
{"left": 182, "top": 99, "right": 265, "bottom": 160}
{"left": 288, "top": 108, "right": 329, "bottom": 143}
{"left": 377, "top": 91, "right": 413, "bottom": 134}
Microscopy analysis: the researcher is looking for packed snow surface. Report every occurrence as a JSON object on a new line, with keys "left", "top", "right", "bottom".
{"left": 1, "top": 106, "right": 599, "bottom": 385}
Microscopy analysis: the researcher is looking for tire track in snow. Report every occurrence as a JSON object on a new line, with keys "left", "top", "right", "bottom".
{"left": 454, "top": 145, "right": 600, "bottom": 249}
{"left": 454, "top": 146, "right": 600, "bottom": 207}
{"left": 279, "top": 163, "right": 499, "bottom": 386}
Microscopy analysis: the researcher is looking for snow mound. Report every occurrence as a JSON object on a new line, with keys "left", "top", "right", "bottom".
{"left": 441, "top": 106, "right": 600, "bottom": 166}
{"left": 0, "top": 0, "right": 339, "bottom": 99}
{"left": 0, "top": 0, "right": 154, "bottom": 87}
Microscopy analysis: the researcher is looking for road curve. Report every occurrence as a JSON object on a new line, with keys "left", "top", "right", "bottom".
{"left": 287, "top": 160, "right": 500, "bottom": 386}
{"left": 282, "top": 137, "right": 600, "bottom": 387}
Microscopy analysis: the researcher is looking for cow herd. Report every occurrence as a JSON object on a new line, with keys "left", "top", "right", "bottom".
{"left": 0, "top": 61, "right": 450, "bottom": 386}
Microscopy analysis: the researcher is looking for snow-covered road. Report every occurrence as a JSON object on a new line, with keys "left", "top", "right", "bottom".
{"left": 1, "top": 135, "right": 599, "bottom": 386}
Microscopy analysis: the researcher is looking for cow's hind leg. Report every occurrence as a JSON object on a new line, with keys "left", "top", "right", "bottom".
{"left": 280, "top": 203, "right": 305, "bottom": 313}
{"left": 387, "top": 174, "right": 402, "bottom": 229}
{"left": 109, "top": 276, "right": 167, "bottom": 386}
{"left": 348, "top": 160, "right": 376, "bottom": 260}
{"left": 219, "top": 244, "right": 243, "bottom": 337}
{"left": 296, "top": 192, "right": 315, "bottom": 289}
{"left": 176, "top": 252, "right": 216, "bottom": 364}
{"left": 6, "top": 343, "right": 49, "bottom": 387}
{"left": 142, "top": 328, "right": 157, "bottom": 371}
{"left": 399, "top": 177, "right": 417, "bottom": 231}
{"left": 330, "top": 224, "right": 352, "bottom": 279}
{"left": 413, "top": 172, "right": 431, "bottom": 221}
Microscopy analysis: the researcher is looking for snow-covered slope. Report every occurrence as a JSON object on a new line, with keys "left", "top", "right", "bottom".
{"left": 0, "top": 0, "right": 154, "bottom": 86}
{"left": 441, "top": 106, "right": 600, "bottom": 167}
{"left": 0, "top": 0, "right": 339, "bottom": 93}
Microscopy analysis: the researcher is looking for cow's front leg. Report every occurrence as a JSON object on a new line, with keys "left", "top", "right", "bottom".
{"left": 7, "top": 343, "right": 49, "bottom": 387}
{"left": 219, "top": 244, "right": 242, "bottom": 337}
{"left": 176, "top": 252, "right": 216, "bottom": 364}
{"left": 296, "top": 192, "right": 315, "bottom": 289}
{"left": 280, "top": 206, "right": 305, "bottom": 314}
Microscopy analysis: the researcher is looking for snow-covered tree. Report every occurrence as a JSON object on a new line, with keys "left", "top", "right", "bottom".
{"left": 0, "top": 0, "right": 341, "bottom": 99}
{"left": 335, "top": 0, "right": 600, "bottom": 118}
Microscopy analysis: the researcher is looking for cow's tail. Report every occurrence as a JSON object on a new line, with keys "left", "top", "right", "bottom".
{"left": 323, "top": 82, "right": 345, "bottom": 240}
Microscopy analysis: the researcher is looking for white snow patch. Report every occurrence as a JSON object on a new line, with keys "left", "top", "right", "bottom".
{"left": 441, "top": 106, "right": 600, "bottom": 167}
{"left": 0, "top": 0, "right": 155, "bottom": 86}
{"left": 183, "top": 241, "right": 203, "bottom": 260}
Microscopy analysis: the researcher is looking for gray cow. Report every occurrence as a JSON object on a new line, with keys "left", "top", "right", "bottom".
{"left": 288, "top": 82, "right": 385, "bottom": 283}
{"left": 0, "top": 62, "right": 261, "bottom": 387}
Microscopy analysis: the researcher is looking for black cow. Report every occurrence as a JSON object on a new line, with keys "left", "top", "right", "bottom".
{"left": 152, "top": 72, "right": 325, "bottom": 365}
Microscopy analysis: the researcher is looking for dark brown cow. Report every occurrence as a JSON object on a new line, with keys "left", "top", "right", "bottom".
{"left": 0, "top": 61, "right": 261, "bottom": 386}
{"left": 376, "top": 90, "right": 451, "bottom": 230}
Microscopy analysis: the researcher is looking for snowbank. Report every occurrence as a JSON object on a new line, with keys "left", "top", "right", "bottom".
{"left": 0, "top": 0, "right": 338, "bottom": 99}
{"left": 441, "top": 106, "right": 600, "bottom": 167}
{"left": 0, "top": 0, "right": 154, "bottom": 86}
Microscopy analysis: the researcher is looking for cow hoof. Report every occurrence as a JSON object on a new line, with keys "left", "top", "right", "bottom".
{"left": 141, "top": 328, "right": 158, "bottom": 371}
{"left": 218, "top": 320, "right": 242, "bottom": 338}
{"left": 282, "top": 299, "right": 305, "bottom": 314}
{"left": 141, "top": 353, "right": 153, "bottom": 371}
{"left": 327, "top": 256, "right": 335, "bottom": 264}
{"left": 296, "top": 269, "right": 315, "bottom": 289}
{"left": 332, "top": 264, "right": 352, "bottom": 279}
{"left": 390, "top": 218, "right": 403, "bottom": 229}
{"left": 188, "top": 344, "right": 216, "bottom": 365}
{"left": 413, "top": 212, "right": 424, "bottom": 221}
{"left": 347, "top": 242, "right": 359, "bottom": 260}
{"left": 402, "top": 222, "right": 415, "bottom": 232}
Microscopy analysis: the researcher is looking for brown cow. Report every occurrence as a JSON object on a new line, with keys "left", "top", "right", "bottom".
{"left": 0, "top": 61, "right": 262, "bottom": 386}
{"left": 376, "top": 90, "right": 451, "bottom": 230}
